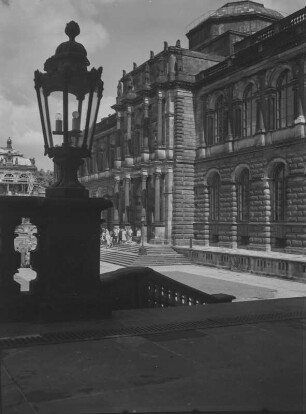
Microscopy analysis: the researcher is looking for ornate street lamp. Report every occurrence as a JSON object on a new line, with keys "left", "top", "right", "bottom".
{"left": 34, "top": 21, "right": 103, "bottom": 198}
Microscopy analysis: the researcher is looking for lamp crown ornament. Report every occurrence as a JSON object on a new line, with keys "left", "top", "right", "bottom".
{"left": 44, "top": 21, "right": 89, "bottom": 74}
{"left": 34, "top": 21, "right": 104, "bottom": 198}
{"left": 65, "top": 20, "right": 80, "bottom": 40}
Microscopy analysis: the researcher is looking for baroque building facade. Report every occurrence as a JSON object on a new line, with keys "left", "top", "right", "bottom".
{"left": 80, "top": 1, "right": 306, "bottom": 256}
{"left": 0, "top": 138, "right": 38, "bottom": 196}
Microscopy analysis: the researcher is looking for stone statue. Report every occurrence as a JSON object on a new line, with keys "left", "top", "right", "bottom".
{"left": 127, "top": 75, "right": 134, "bottom": 92}
{"left": 117, "top": 81, "right": 123, "bottom": 97}
{"left": 144, "top": 62, "right": 150, "bottom": 84}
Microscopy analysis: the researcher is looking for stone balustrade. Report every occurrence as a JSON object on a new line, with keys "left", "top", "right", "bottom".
{"left": 100, "top": 267, "right": 235, "bottom": 311}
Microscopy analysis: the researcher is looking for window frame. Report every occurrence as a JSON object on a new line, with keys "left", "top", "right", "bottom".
{"left": 243, "top": 84, "right": 257, "bottom": 137}
{"left": 209, "top": 174, "right": 220, "bottom": 222}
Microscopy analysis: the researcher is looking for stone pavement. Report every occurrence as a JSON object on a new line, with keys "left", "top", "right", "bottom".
{"left": 1, "top": 297, "right": 305, "bottom": 413}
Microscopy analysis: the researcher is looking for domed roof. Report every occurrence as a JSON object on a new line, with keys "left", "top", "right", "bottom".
{"left": 0, "top": 139, "right": 35, "bottom": 167}
{"left": 208, "top": 1, "right": 283, "bottom": 21}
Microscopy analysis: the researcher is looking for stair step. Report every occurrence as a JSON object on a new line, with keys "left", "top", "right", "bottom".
{"left": 100, "top": 243, "right": 192, "bottom": 267}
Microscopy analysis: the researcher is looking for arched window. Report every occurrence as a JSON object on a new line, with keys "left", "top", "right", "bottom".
{"left": 215, "top": 96, "right": 228, "bottom": 143}
{"left": 267, "top": 95, "right": 276, "bottom": 130}
{"left": 243, "top": 84, "right": 257, "bottom": 137}
{"left": 237, "top": 169, "right": 250, "bottom": 222}
{"left": 277, "top": 70, "right": 295, "bottom": 128}
{"left": 273, "top": 164, "right": 286, "bottom": 222}
{"left": 3, "top": 173, "right": 14, "bottom": 182}
{"left": 233, "top": 106, "right": 242, "bottom": 138}
{"left": 209, "top": 174, "right": 220, "bottom": 221}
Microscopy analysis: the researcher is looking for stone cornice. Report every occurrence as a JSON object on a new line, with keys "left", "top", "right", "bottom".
{"left": 195, "top": 136, "right": 306, "bottom": 164}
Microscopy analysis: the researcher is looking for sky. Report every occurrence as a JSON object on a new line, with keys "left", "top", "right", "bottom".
{"left": 0, "top": 0, "right": 304, "bottom": 171}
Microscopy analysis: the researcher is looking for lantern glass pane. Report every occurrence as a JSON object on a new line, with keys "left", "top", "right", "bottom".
{"left": 87, "top": 90, "right": 99, "bottom": 149}
{"left": 39, "top": 90, "right": 54, "bottom": 148}
{"left": 67, "top": 93, "right": 81, "bottom": 147}
{"left": 76, "top": 94, "right": 89, "bottom": 147}
{"left": 48, "top": 91, "right": 63, "bottom": 147}
{"left": 79, "top": 94, "right": 89, "bottom": 132}
{"left": 38, "top": 87, "right": 49, "bottom": 146}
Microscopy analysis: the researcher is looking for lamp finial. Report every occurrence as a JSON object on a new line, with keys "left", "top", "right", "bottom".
{"left": 65, "top": 21, "right": 80, "bottom": 41}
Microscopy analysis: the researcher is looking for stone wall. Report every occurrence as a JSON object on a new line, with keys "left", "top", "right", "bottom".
{"left": 172, "top": 88, "right": 196, "bottom": 244}
{"left": 194, "top": 138, "right": 306, "bottom": 254}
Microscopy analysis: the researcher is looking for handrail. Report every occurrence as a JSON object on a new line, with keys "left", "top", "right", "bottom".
{"left": 100, "top": 267, "right": 235, "bottom": 310}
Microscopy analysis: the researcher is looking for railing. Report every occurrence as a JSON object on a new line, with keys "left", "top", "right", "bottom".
{"left": 100, "top": 267, "right": 235, "bottom": 311}
{"left": 175, "top": 246, "right": 306, "bottom": 281}
{"left": 235, "top": 7, "right": 306, "bottom": 52}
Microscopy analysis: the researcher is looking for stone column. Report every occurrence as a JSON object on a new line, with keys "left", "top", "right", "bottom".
{"left": 157, "top": 91, "right": 163, "bottom": 146}
{"left": 160, "top": 175, "right": 165, "bottom": 223}
{"left": 166, "top": 91, "right": 174, "bottom": 160}
{"left": 165, "top": 168, "right": 173, "bottom": 242}
{"left": 225, "top": 87, "right": 233, "bottom": 153}
{"left": 294, "top": 58, "right": 305, "bottom": 138}
{"left": 141, "top": 171, "right": 148, "bottom": 221}
{"left": 197, "top": 96, "right": 207, "bottom": 159}
{"left": 295, "top": 56, "right": 305, "bottom": 124}
{"left": 113, "top": 176, "right": 120, "bottom": 224}
{"left": 115, "top": 112, "right": 122, "bottom": 168}
{"left": 255, "top": 73, "right": 266, "bottom": 145}
{"left": 125, "top": 107, "right": 133, "bottom": 166}
{"left": 154, "top": 170, "right": 161, "bottom": 223}
{"left": 123, "top": 175, "right": 130, "bottom": 224}
{"left": 142, "top": 98, "right": 150, "bottom": 162}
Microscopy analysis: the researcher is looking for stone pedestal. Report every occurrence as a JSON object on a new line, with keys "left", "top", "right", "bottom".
{"left": 0, "top": 195, "right": 112, "bottom": 322}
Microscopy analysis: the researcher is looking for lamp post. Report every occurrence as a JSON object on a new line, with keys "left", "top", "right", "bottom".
{"left": 139, "top": 213, "right": 147, "bottom": 255}
{"left": 30, "top": 22, "right": 112, "bottom": 321}
{"left": 34, "top": 21, "right": 103, "bottom": 198}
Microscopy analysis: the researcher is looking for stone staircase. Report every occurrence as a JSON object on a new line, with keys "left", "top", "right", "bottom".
{"left": 100, "top": 243, "right": 192, "bottom": 267}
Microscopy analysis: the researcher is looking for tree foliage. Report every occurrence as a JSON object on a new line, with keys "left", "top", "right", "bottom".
{"left": 35, "top": 169, "right": 54, "bottom": 188}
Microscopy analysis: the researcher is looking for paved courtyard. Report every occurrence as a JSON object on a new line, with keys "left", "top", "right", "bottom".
{"left": 2, "top": 261, "right": 305, "bottom": 412}
{"left": 1, "top": 297, "right": 305, "bottom": 413}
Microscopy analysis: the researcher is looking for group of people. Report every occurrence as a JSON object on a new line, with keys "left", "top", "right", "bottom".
{"left": 101, "top": 226, "right": 141, "bottom": 248}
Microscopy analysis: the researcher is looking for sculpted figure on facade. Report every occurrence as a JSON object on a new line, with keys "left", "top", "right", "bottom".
{"left": 144, "top": 62, "right": 150, "bottom": 86}
{"left": 127, "top": 75, "right": 134, "bottom": 92}
{"left": 117, "top": 81, "right": 123, "bottom": 98}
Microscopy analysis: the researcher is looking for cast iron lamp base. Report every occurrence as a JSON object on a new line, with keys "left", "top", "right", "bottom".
{"left": 46, "top": 145, "right": 89, "bottom": 198}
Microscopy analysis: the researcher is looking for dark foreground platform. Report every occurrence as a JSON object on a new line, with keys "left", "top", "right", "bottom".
{"left": 1, "top": 297, "right": 305, "bottom": 413}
